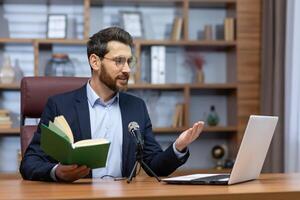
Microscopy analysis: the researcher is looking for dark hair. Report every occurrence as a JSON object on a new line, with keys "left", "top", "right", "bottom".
{"left": 87, "top": 27, "right": 133, "bottom": 60}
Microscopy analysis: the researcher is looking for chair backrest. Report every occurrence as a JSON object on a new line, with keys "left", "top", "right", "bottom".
{"left": 20, "top": 77, "right": 88, "bottom": 157}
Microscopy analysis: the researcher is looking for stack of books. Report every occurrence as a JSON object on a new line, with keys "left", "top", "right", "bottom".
{"left": 0, "top": 109, "right": 12, "bottom": 129}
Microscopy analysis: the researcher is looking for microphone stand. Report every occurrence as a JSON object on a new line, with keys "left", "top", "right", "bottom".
{"left": 127, "top": 139, "right": 161, "bottom": 183}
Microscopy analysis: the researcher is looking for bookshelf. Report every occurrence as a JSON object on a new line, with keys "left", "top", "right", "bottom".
{"left": 0, "top": 0, "right": 261, "bottom": 172}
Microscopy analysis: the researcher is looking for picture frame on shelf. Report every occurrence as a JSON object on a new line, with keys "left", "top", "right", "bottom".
{"left": 120, "top": 11, "right": 144, "bottom": 38}
{"left": 47, "top": 14, "right": 67, "bottom": 39}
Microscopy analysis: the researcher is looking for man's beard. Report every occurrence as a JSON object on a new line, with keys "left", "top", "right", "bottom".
{"left": 99, "top": 63, "right": 129, "bottom": 92}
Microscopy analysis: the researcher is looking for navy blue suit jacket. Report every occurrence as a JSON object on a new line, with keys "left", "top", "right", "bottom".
{"left": 20, "top": 84, "right": 189, "bottom": 181}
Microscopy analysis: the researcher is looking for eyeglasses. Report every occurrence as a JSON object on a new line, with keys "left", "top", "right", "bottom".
{"left": 103, "top": 56, "right": 136, "bottom": 69}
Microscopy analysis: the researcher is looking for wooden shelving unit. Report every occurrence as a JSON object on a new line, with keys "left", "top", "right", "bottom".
{"left": 0, "top": 0, "right": 262, "bottom": 139}
{"left": 0, "top": 0, "right": 261, "bottom": 172}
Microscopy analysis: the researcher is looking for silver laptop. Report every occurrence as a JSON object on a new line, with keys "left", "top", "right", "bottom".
{"left": 162, "top": 115, "right": 278, "bottom": 185}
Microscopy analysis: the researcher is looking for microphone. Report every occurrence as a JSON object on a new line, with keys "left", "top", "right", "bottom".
{"left": 128, "top": 121, "right": 144, "bottom": 147}
{"left": 127, "top": 121, "right": 161, "bottom": 183}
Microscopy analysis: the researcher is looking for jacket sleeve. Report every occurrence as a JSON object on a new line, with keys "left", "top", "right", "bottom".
{"left": 19, "top": 97, "right": 59, "bottom": 182}
{"left": 141, "top": 101, "right": 189, "bottom": 176}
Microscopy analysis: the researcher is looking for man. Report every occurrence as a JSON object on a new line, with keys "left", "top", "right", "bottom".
{"left": 20, "top": 27, "right": 204, "bottom": 182}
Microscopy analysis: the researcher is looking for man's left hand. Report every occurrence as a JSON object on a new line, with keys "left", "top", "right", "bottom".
{"left": 175, "top": 121, "right": 205, "bottom": 152}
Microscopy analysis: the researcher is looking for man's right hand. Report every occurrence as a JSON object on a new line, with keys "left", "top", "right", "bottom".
{"left": 55, "top": 164, "right": 90, "bottom": 182}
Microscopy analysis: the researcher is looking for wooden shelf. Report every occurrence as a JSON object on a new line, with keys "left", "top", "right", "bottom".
{"left": 91, "top": 0, "right": 184, "bottom": 6}
{"left": 0, "top": 83, "right": 237, "bottom": 91}
{"left": 0, "top": 38, "right": 33, "bottom": 44}
{"left": 153, "top": 127, "right": 187, "bottom": 133}
{"left": 0, "top": 126, "right": 237, "bottom": 135}
{"left": 189, "top": 0, "right": 236, "bottom": 2}
{"left": 0, "top": 128, "right": 20, "bottom": 135}
{"left": 204, "top": 126, "right": 237, "bottom": 132}
{"left": 0, "top": 38, "right": 236, "bottom": 48}
{"left": 128, "top": 83, "right": 185, "bottom": 90}
{"left": 128, "top": 83, "right": 237, "bottom": 90}
{"left": 0, "top": 38, "right": 87, "bottom": 45}
{"left": 36, "top": 39, "right": 88, "bottom": 45}
{"left": 189, "top": 83, "right": 237, "bottom": 89}
{"left": 0, "top": 83, "right": 20, "bottom": 90}
{"left": 189, "top": 0, "right": 236, "bottom": 7}
{"left": 0, "top": 126, "right": 236, "bottom": 135}
{"left": 153, "top": 126, "right": 237, "bottom": 133}
{"left": 135, "top": 40, "right": 236, "bottom": 47}
{"left": 91, "top": 0, "right": 236, "bottom": 6}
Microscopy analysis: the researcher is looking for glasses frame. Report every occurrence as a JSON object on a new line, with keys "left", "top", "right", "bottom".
{"left": 102, "top": 56, "right": 137, "bottom": 69}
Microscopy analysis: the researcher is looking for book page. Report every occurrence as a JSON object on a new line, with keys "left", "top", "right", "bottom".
{"left": 48, "top": 121, "right": 71, "bottom": 143}
{"left": 54, "top": 116, "right": 74, "bottom": 143}
{"left": 74, "top": 138, "right": 109, "bottom": 148}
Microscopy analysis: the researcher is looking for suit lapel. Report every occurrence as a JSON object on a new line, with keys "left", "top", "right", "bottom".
{"left": 74, "top": 84, "right": 91, "bottom": 140}
{"left": 74, "top": 84, "right": 92, "bottom": 178}
{"left": 119, "top": 92, "right": 133, "bottom": 176}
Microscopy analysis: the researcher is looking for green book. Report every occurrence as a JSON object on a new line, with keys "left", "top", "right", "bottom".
{"left": 40, "top": 116, "right": 110, "bottom": 169}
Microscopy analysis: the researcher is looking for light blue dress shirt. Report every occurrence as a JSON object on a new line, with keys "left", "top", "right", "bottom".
{"left": 86, "top": 82, "right": 123, "bottom": 178}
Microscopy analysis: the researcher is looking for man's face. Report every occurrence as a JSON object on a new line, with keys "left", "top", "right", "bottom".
{"left": 98, "top": 41, "right": 132, "bottom": 92}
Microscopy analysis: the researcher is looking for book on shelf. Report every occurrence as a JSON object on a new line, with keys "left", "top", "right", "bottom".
{"left": 172, "top": 104, "right": 184, "bottom": 127}
{"left": 41, "top": 115, "right": 110, "bottom": 169}
{"left": 0, "top": 109, "right": 12, "bottom": 129}
{"left": 171, "top": 17, "right": 183, "bottom": 41}
{"left": 151, "top": 46, "right": 166, "bottom": 84}
{"left": 224, "top": 17, "right": 235, "bottom": 41}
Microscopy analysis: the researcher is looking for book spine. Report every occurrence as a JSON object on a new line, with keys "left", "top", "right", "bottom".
{"left": 171, "top": 17, "right": 183, "bottom": 41}
{"left": 224, "top": 18, "right": 235, "bottom": 41}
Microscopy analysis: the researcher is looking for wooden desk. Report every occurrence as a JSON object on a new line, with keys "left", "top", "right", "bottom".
{"left": 1, "top": 173, "right": 300, "bottom": 200}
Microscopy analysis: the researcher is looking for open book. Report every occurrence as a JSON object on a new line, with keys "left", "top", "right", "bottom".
{"left": 41, "top": 115, "right": 110, "bottom": 169}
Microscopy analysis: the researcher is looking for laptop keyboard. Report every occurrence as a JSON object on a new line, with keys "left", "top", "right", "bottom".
{"left": 193, "top": 174, "right": 230, "bottom": 182}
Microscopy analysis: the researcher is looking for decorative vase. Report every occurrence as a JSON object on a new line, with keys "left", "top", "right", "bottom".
{"left": 196, "top": 69, "right": 205, "bottom": 83}
{"left": 45, "top": 54, "right": 75, "bottom": 77}
{"left": 0, "top": 55, "right": 16, "bottom": 84}
{"left": 13, "top": 59, "right": 24, "bottom": 83}
{"left": 207, "top": 105, "right": 220, "bottom": 126}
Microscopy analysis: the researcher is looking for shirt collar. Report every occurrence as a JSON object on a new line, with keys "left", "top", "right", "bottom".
{"left": 86, "top": 80, "right": 119, "bottom": 107}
